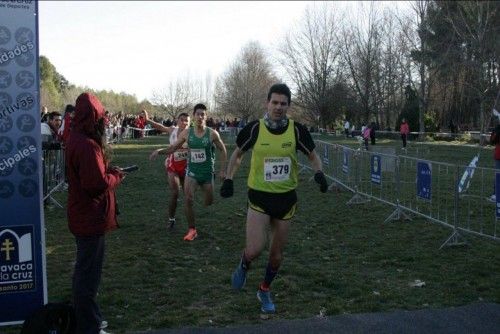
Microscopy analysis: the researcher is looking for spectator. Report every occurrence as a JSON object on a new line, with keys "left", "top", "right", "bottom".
{"left": 362, "top": 124, "right": 371, "bottom": 150}
{"left": 400, "top": 118, "right": 410, "bottom": 149}
{"left": 41, "top": 111, "right": 62, "bottom": 143}
{"left": 59, "top": 104, "right": 75, "bottom": 144}
{"left": 41, "top": 106, "right": 49, "bottom": 122}
{"left": 66, "top": 92, "right": 125, "bottom": 333}
{"left": 449, "top": 119, "right": 457, "bottom": 134}
{"left": 134, "top": 114, "right": 146, "bottom": 138}
{"left": 370, "top": 122, "right": 376, "bottom": 145}
{"left": 344, "top": 119, "right": 350, "bottom": 137}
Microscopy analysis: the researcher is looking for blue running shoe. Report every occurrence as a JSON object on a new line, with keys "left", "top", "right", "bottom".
{"left": 231, "top": 261, "right": 247, "bottom": 290}
{"left": 257, "top": 289, "right": 275, "bottom": 313}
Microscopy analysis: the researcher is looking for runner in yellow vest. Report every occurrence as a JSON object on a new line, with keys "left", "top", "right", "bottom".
{"left": 221, "top": 83, "right": 328, "bottom": 314}
{"left": 162, "top": 103, "right": 227, "bottom": 241}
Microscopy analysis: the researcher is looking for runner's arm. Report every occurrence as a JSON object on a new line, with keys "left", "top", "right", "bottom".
{"left": 142, "top": 109, "right": 173, "bottom": 133}
{"left": 163, "top": 128, "right": 188, "bottom": 155}
{"left": 212, "top": 130, "right": 227, "bottom": 179}
{"left": 225, "top": 146, "right": 245, "bottom": 180}
{"left": 307, "top": 150, "right": 323, "bottom": 173}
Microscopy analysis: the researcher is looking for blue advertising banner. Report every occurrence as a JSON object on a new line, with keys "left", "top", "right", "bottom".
{"left": 342, "top": 148, "right": 349, "bottom": 174}
{"left": 371, "top": 154, "right": 381, "bottom": 185}
{"left": 416, "top": 161, "right": 432, "bottom": 200}
{"left": 0, "top": 0, "right": 47, "bottom": 325}
{"left": 495, "top": 173, "right": 500, "bottom": 218}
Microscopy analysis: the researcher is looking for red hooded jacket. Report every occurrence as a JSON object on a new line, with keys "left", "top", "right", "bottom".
{"left": 59, "top": 112, "right": 72, "bottom": 143}
{"left": 65, "top": 93, "right": 123, "bottom": 236}
{"left": 490, "top": 130, "right": 500, "bottom": 160}
{"left": 400, "top": 122, "right": 410, "bottom": 135}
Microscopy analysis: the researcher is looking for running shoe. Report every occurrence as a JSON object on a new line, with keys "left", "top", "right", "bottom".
{"left": 231, "top": 260, "right": 247, "bottom": 290}
{"left": 168, "top": 218, "right": 175, "bottom": 229}
{"left": 257, "top": 289, "right": 275, "bottom": 313}
{"left": 183, "top": 228, "right": 198, "bottom": 241}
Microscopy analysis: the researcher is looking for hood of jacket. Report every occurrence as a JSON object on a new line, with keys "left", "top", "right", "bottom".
{"left": 73, "top": 92, "right": 105, "bottom": 136}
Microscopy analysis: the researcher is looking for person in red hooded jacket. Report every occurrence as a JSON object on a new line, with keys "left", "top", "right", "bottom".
{"left": 66, "top": 92, "right": 124, "bottom": 333}
{"left": 400, "top": 118, "right": 410, "bottom": 149}
{"left": 135, "top": 114, "right": 146, "bottom": 138}
{"left": 59, "top": 104, "right": 75, "bottom": 144}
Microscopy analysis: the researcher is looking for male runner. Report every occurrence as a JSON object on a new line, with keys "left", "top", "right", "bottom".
{"left": 163, "top": 103, "right": 227, "bottom": 241}
{"left": 146, "top": 110, "right": 190, "bottom": 229}
{"left": 220, "top": 83, "right": 328, "bottom": 313}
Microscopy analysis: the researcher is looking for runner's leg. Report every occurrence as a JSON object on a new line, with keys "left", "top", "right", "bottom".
{"left": 245, "top": 208, "right": 271, "bottom": 261}
{"left": 201, "top": 179, "right": 214, "bottom": 206}
{"left": 261, "top": 218, "right": 290, "bottom": 289}
{"left": 167, "top": 171, "right": 181, "bottom": 219}
{"left": 183, "top": 176, "right": 197, "bottom": 229}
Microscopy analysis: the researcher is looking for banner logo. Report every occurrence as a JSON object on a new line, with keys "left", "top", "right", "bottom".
{"left": 371, "top": 155, "right": 381, "bottom": 185}
{"left": 0, "top": 225, "right": 35, "bottom": 293}
{"left": 416, "top": 161, "right": 432, "bottom": 200}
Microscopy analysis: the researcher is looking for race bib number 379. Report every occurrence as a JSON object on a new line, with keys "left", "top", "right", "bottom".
{"left": 264, "top": 157, "right": 291, "bottom": 182}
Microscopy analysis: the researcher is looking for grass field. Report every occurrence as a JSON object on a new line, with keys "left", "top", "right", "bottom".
{"left": 7, "top": 134, "right": 500, "bottom": 333}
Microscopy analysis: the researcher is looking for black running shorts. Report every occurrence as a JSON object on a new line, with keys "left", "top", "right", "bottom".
{"left": 247, "top": 188, "right": 297, "bottom": 220}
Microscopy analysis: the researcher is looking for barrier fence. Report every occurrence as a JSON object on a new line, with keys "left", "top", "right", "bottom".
{"left": 41, "top": 132, "right": 499, "bottom": 246}
{"left": 116, "top": 126, "right": 156, "bottom": 142}
{"left": 42, "top": 142, "right": 65, "bottom": 208}
{"left": 299, "top": 140, "right": 499, "bottom": 247}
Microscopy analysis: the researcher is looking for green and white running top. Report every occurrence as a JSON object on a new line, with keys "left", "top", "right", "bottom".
{"left": 186, "top": 127, "right": 215, "bottom": 181}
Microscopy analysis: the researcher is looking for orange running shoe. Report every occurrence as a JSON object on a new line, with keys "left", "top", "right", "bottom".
{"left": 183, "top": 228, "right": 198, "bottom": 241}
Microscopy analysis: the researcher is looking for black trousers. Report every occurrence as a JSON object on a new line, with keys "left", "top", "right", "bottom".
{"left": 73, "top": 235, "right": 105, "bottom": 334}
{"left": 401, "top": 134, "right": 407, "bottom": 148}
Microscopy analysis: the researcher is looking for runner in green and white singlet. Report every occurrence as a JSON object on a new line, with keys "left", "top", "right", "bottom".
{"left": 186, "top": 126, "right": 216, "bottom": 184}
{"left": 162, "top": 103, "right": 227, "bottom": 241}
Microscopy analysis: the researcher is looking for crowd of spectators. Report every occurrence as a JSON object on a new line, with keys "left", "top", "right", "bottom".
{"left": 40, "top": 104, "right": 253, "bottom": 148}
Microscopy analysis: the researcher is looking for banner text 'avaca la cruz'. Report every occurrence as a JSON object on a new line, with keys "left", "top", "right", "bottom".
{"left": 0, "top": 0, "right": 47, "bottom": 326}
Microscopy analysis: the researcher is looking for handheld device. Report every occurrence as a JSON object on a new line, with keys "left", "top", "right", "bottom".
{"left": 120, "top": 165, "right": 139, "bottom": 173}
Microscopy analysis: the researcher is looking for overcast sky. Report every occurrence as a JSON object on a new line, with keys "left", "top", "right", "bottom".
{"left": 38, "top": 1, "right": 410, "bottom": 101}
{"left": 38, "top": 1, "right": 315, "bottom": 101}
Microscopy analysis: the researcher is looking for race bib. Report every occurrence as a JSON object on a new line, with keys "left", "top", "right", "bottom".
{"left": 190, "top": 149, "right": 206, "bottom": 163}
{"left": 173, "top": 150, "right": 188, "bottom": 162}
{"left": 264, "top": 157, "right": 291, "bottom": 182}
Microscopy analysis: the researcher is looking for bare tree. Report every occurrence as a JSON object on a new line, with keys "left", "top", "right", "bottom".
{"left": 444, "top": 0, "right": 499, "bottom": 143}
{"left": 215, "top": 41, "right": 277, "bottom": 122}
{"left": 341, "top": 2, "right": 384, "bottom": 126}
{"left": 151, "top": 76, "right": 194, "bottom": 119}
{"left": 277, "top": 2, "right": 342, "bottom": 128}
{"left": 412, "top": 0, "right": 431, "bottom": 136}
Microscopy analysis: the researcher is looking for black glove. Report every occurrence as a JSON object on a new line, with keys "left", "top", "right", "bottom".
{"left": 220, "top": 179, "right": 234, "bottom": 198}
{"left": 314, "top": 171, "right": 328, "bottom": 193}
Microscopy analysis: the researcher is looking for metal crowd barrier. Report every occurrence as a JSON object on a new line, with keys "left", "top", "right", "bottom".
{"left": 42, "top": 142, "right": 65, "bottom": 208}
{"left": 298, "top": 140, "right": 499, "bottom": 248}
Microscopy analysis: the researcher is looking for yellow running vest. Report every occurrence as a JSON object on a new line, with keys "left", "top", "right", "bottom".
{"left": 248, "top": 119, "right": 298, "bottom": 193}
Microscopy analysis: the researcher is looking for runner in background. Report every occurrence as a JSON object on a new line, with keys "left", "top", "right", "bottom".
{"left": 160, "top": 104, "right": 227, "bottom": 241}
{"left": 145, "top": 110, "right": 191, "bottom": 229}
